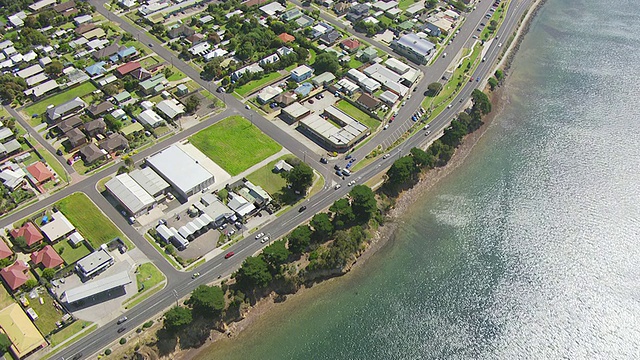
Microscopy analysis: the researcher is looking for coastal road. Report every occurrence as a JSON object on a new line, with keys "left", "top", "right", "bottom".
{"left": 55, "top": 0, "right": 534, "bottom": 358}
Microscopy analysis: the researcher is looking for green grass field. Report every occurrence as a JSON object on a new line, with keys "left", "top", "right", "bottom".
{"left": 40, "top": 150, "right": 67, "bottom": 182}
{"left": 56, "top": 193, "right": 125, "bottom": 248}
{"left": 53, "top": 240, "right": 91, "bottom": 265}
{"left": 398, "top": 0, "right": 417, "bottom": 10}
{"left": 24, "top": 82, "right": 97, "bottom": 116}
{"left": 29, "top": 292, "right": 65, "bottom": 335}
{"left": 335, "top": 100, "right": 381, "bottom": 131}
{"left": 0, "top": 285, "right": 14, "bottom": 310}
{"left": 246, "top": 155, "right": 294, "bottom": 195}
{"left": 49, "top": 321, "right": 95, "bottom": 347}
{"left": 234, "top": 72, "right": 283, "bottom": 97}
{"left": 136, "top": 262, "right": 165, "bottom": 291}
{"left": 348, "top": 58, "right": 363, "bottom": 69}
{"left": 309, "top": 48, "right": 317, "bottom": 64}
{"left": 167, "top": 70, "right": 186, "bottom": 82}
{"left": 190, "top": 116, "right": 282, "bottom": 175}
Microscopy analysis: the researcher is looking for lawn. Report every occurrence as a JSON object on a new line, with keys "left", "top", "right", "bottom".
{"left": 56, "top": 193, "right": 126, "bottom": 248}
{"left": 135, "top": 263, "right": 165, "bottom": 291}
{"left": 24, "top": 82, "right": 97, "bottom": 116}
{"left": 0, "top": 107, "right": 9, "bottom": 120}
{"left": 335, "top": 100, "right": 381, "bottom": 131}
{"left": 309, "top": 48, "right": 317, "bottom": 64}
{"left": 28, "top": 291, "right": 65, "bottom": 335}
{"left": 190, "top": 116, "right": 282, "bottom": 176}
{"left": 481, "top": 3, "right": 508, "bottom": 40}
{"left": 139, "top": 56, "right": 160, "bottom": 68}
{"left": 398, "top": 0, "right": 417, "bottom": 10}
{"left": 348, "top": 58, "right": 363, "bottom": 69}
{"left": 0, "top": 285, "right": 14, "bottom": 310}
{"left": 167, "top": 69, "right": 186, "bottom": 82}
{"left": 246, "top": 155, "right": 294, "bottom": 195}
{"left": 53, "top": 240, "right": 91, "bottom": 265}
{"left": 234, "top": 72, "right": 284, "bottom": 98}
{"left": 49, "top": 321, "right": 95, "bottom": 347}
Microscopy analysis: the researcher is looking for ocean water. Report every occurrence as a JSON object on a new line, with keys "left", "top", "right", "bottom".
{"left": 196, "top": 0, "right": 640, "bottom": 358}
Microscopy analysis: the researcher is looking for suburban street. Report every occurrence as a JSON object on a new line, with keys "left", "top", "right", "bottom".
{"left": 2, "top": 0, "right": 535, "bottom": 357}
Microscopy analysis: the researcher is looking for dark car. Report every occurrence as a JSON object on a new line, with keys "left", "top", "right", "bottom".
{"left": 345, "top": 154, "right": 352, "bottom": 160}
{"left": 299, "top": 206, "right": 307, "bottom": 212}
{"left": 148, "top": 43, "right": 153, "bottom": 47}
{"left": 225, "top": 251, "right": 235, "bottom": 259}
{"left": 71, "top": 353, "right": 83, "bottom": 360}
{"left": 117, "top": 327, "right": 126, "bottom": 333}
{"left": 320, "top": 157, "right": 328, "bottom": 164}
{"left": 334, "top": 164, "right": 341, "bottom": 170}
{"left": 335, "top": 170, "right": 343, "bottom": 176}
{"left": 56, "top": 149, "right": 63, "bottom": 156}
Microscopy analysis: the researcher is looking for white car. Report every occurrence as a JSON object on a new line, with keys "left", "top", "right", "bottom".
{"left": 261, "top": 236, "right": 269, "bottom": 243}
{"left": 498, "top": 42, "right": 502, "bottom": 47}
{"left": 383, "top": 154, "right": 390, "bottom": 159}
{"left": 383, "top": 124, "right": 389, "bottom": 130}
{"left": 334, "top": 184, "right": 341, "bottom": 190}
{"left": 245, "top": 104, "right": 250, "bottom": 109}
{"left": 255, "top": 232, "right": 265, "bottom": 240}
{"left": 424, "top": 124, "right": 430, "bottom": 130}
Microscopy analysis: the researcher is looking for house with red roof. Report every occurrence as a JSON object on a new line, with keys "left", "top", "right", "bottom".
{"left": 9, "top": 223, "right": 44, "bottom": 248}
{"left": 0, "top": 261, "right": 30, "bottom": 290}
{"left": 0, "top": 240, "right": 13, "bottom": 260}
{"left": 278, "top": 33, "right": 295, "bottom": 43}
{"left": 26, "top": 162, "right": 54, "bottom": 185}
{"left": 340, "top": 38, "right": 360, "bottom": 53}
{"left": 116, "top": 61, "right": 141, "bottom": 77}
{"left": 30, "top": 245, "right": 64, "bottom": 269}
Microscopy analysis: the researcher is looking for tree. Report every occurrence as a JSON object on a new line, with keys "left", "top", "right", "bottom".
{"left": 13, "top": 235, "right": 27, "bottom": 249}
{"left": 385, "top": 156, "right": 418, "bottom": 187}
{"left": 260, "top": 240, "right": 290, "bottom": 274}
{"left": 164, "top": 306, "right": 192, "bottom": 331}
{"left": 235, "top": 256, "right": 272, "bottom": 289}
{"left": 329, "top": 198, "right": 355, "bottom": 229}
{"left": 494, "top": 69, "right": 504, "bottom": 81}
{"left": 44, "top": 61, "right": 63, "bottom": 77}
{"left": 349, "top": 185, "right": 377, "bottom": 223}
{"left": 427, "top": 82, "right": 443, "bottom": 96}
{"left": 185, "top": 95, "right": 201, "bottom": 114}
{"left": 426, "top": 0, "right": 438, "bottom": 8}
{"left": 150, "top": 24, "right": 165, "bottom": 38}
{"left": 310, "top": 213, "right": 333, "bottom": 242}
{"left": 0, "top": 333, "right": 10, "bottom": 354}
{"left": 42, "top": 268, "right": 55, "bottom": 281}
{"left": 23, "top": 279, "right": 38, "bottom": 291}
{"left": 287, "top": 225, "right": 312, "bottom": 254}
{"left": 283, "top": 162, "right": 313, "bottom": 195}
{"left": 410, "top": 147, "right": 435, "bottom": 168}
{"left": 103, "top": 114, "right": 123, "bottom": 132}
{"left": 312, "top": 52, "right": 340, "bottom": 74}
{"left": 471, "top": 89, "right": 491, "bottom": 115}
{"left": 487, "top": 77, "right": 498, "bottom": 91}
{"left": 187, "top": 285, "right": 225, "bottom": 314}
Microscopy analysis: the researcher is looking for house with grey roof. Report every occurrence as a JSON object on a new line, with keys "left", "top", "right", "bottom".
{"left": 46, "top": 97, "right": 87, "bottom": 123}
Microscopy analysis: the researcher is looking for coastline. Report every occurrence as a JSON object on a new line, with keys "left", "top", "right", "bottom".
{"left": 126, "top": 1, "right": 546, "bottom": 358}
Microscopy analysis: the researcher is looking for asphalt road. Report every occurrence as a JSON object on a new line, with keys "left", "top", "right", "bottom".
{"left": 46, "top": 0, "right": 532, "bottom": 357}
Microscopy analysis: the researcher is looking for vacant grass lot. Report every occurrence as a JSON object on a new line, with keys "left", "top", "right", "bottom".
{"left": 29, "top": 291, "right": 65, "bottom": 335}
{"left": 0, "top": 285, "right": 14, "bottom": 310}
{"left": 56, "top": 193, "right": 125, "bottom": 248}
{"left": 25, "top": 82, "right": 97, "bottom": 116}
{"left": 136, "top": 262, "right": 165, "bottom": 291}
{"left": 190, "top": 116, "right": 282, "bottom": 176}
{"left": 246, "top": 155, "right": 294, "bottom": 195}
{"left": 49, "top": 321, "right": 95, "bottom": 347}
{"left": 234, "top": 72, "right": 283, "bottom": 97}
{"left": 53, "top": 240, "right": 91, "bottom": 265}
{"left": 335, "top": 100, "right": 381, "bottom": 131}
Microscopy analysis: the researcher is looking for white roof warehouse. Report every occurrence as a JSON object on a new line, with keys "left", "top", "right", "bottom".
{"left": 146, "top": 145, "right": 215, "bottom": 199}
{"left": 105, "top": 173, "right": 156, "bottom": 216}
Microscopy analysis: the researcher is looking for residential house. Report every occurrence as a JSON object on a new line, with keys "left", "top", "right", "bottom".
{"left": 116, "top": 61, "right": 141, "bottom": 77}
{"left": 189, "top": 42, "right": 211, "bottom": 57}
{"left": 92, "top": 43, "right": 119, "bottom": 60}
{"left": 423, "top": 22, "right": 442, "bottom": 37}
{"left": 53, "top": 0, "right": 75, "bottom": 13}
{"left": 257, "top": 86, "right": 283, "bottom": 104}
{"left": 175, "top": 84, "right": 188, "bottom": 96}
{"left": 10, "top": 223, "right": 44, "bottom": 249}
{"left": 156, "top": 98, "right": 185, "bottom": 120}
{"left": 281, "top": 8, "right": 302, "bottom": 22}
{"left": 46, "top": 97, "right": 87, "bottom": 123}
{"left": 333, "top": 2, "right": 351, "bottom": 15}
{"left": 74, "top": 14, "right": 93, "bottom": 26}
{"left": 26, "top": 162, "right": 54, "bottom": 185}
{"left": 130, "top": 67, "right": 152, "bottom": 81}
{"left": 319, "top": 30, "right": 341, "bottom": 45}
{"left": 295, "top": 15, "right": 314, "bottom": 28}
{"left": 259, "top": 2, "right": 285, "bottom": 16}
{"left": 139, "top": 74, "right": 166, "bottom": 95}
{"left": 87, "top": 101, "right": 115, "bottom": 118}
{"left": 294, "top": 82, "right": 313, "bottom": 97}
{"left": 274, "top": 92, "right": 297, "bottom": 107}
{"left": 359, "top": 46, "right": 378, "bottom": 62}
{"left": 79, "top": 143, "right": 105, "bottom": 164}
{"left": 57, "top": 116, "right": 83, "bottom": 134}
{"left": 66, "top": 128, "right": 87, "bottom": 148}
{"left": 231, "top": 64, "right": 263, "bottom": 81}
{"left": 30, "top": 245, "right": 64, "bottom": 269}
{"left": 85, "top": 61, "right": 107, "bottom": 76}
{"left": 113, "top": 90, "right": 132, "bottom": 104}
{"left": 290, "top": 65, "right": 314, "bottom": 82}
{"left": 167, "top": 24, "right": 195, "bottom": 39}
{"left": 0, "top": 240, "right": 13, "bottom": 260}
{"left": 278, "top": 33, "right": 295, "bottom": 43}
{"left": 356, "top": 93, "right": 381, "bottom": 110}
{"left": 259, "top": 53, "right": 280, "bottom": 66}
{"left": 346, "top": 3, "right": 369, "bottom": 22}
{"left": 75, "top": 23, "right": 96, "bottom": 36}
{"left": 137, "top": 109, "right": 164, "bottom": 128}
{"left": 311, "top": 72, "right": 336, "bottom": 86}
{"left": 185, "top": 33, "right": 205, "bottom": 45}
{"left": 0, "top": 261, "right": 30, "bottom": 291}
{"left": 116, "top": 46, "right": 138, "bottom": 61}
{"left": 0, "top": 163, "right": 25, "bottom": 189}
{"left": 341, "top": 38, "right": 361, "bottom": 53}
{"left": 84, "top": 118, "right": 106, "bottom": 137}
{"left": 0, "top": 303, "right": 48, "bottom": 359}
{"left": 99, "top": 133, "right": 129, "bottom": 153}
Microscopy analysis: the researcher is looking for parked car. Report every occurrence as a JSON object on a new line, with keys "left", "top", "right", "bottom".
{"left": 225, "top": 251, "right": 235, "bottom": 259}
{"left": 234, "top": 222, "right": 243, "bottom": 229}
{"left": 383, "top": 124, "right": 389, "bottom": 130}
{"left": 245, "top": 104, "right": 251, "bottom": 109}
{"left": 334, "top": 164, "right": 341, "bottom": 170}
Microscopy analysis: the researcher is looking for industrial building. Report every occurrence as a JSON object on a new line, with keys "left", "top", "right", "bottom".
{"left": 146, "top": 145, "right": 215, "bottom": 199}
{"left": 129, "top": 167, "right": 170, "bottom": 199}
{"left": 61, "top": 271, "right": 131, "bottom": 304}
{"left": 105, "top": 173, "right": 156, "bottom": 216}
{"left": 298, "top": 106, "right": 369, "bottom": 151}
{"left": 280, "top": 102, "right": 311, "bottom": 123}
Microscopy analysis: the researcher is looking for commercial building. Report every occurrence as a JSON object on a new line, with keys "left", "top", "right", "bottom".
{"left": 156, "top": 98, "right": 185, "bottom": 120}
{"left": 106, "top": 173, "right": 156, "bottom": 216}
{"left": 299, "top": 106, "right": 369, "bottom": 150}
{"left": 129, "top": 167, "right": 170, "bottom": 198}
{"left": 290, "top": 65, "right": 314, "bottom": 82}
{"left": 156, "top": 224, "right": 189, "bottom": 250}
{"left": 0, "top": 304, "right": 47, "bottom": 359}
{"left": 391, "top": 33, "right": 435, "bottom": 65}
{"left": 281, "top": 102, "right": 311, "bottom": 123}
{"left": 146, "top": 145, "right": 215, "bottom": 199}
{"left": 61, "top": 271, "right": 131, "bottom": 304}
{"left": 76, "top": 246, "right": 114, "bottom": 279}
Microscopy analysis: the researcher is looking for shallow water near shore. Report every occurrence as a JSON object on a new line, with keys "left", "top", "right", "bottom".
{"left": 195, "top": 0, "right": 640, "bottom": 358}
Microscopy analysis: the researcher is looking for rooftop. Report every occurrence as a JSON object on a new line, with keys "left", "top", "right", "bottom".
{"left": 0, "top": 304, "right": 47, "bottom": 358}
{"left": 62, "top": 271, "right": 131, "bottom": 303}
{"left": 106, "top": 173, "right": 156, "bottom": 214}
{"left": 146, "top": 145, "right": 214, "bottom": 196}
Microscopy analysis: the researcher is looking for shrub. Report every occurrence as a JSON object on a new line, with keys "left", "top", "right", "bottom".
{"left": 104, "top": 349, "right": 112, "bottom": 355}
{"left": 119, "top": 338, "right": 127, "bottom": 345}
{"left": 143, "top": 320, "right": 154, "bottom": 328}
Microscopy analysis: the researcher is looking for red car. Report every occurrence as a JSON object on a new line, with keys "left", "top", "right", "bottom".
{"left": 224, "top": 251, "right": 235, "bottom": 259}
